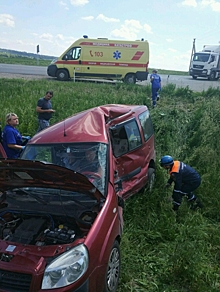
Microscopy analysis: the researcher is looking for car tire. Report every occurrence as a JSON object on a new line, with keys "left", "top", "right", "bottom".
{"left": 192, "top": 75, "right": 197, "bottom": 79}
{"left": 209, "top": 71, "right": 216, "bottom": 81}
{"left": 56, "top": 69, "right": 69, "bottom": 81}
{"left": 104, "top": 240, "right": 120, "bottom": 292}
{"left": 146, "top": 167, "right": 155, "bottom": 192}
{"left": 124, "top": 73, "right": 136, "bottom": 84}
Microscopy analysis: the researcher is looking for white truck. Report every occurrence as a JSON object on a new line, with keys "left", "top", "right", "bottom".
{"left": 189, "top": 45, "right": 220, "bottom": 81}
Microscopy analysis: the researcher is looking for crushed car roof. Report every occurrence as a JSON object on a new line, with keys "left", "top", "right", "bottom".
{"left": 30, "top": 104, "right": 145, "bottom": 144}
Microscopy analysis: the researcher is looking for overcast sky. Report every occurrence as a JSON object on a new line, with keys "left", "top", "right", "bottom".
{"left": 0, "top": 0, "right": 219, "bottom": 71}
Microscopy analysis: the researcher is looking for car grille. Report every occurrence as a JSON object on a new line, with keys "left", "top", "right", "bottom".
{"left": 0, "top": 269, "right": 32, "bottom": 292}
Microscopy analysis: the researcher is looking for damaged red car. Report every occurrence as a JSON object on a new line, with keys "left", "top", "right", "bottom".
{"left": 0, "top": 104, "right": 155, "bottom": 292}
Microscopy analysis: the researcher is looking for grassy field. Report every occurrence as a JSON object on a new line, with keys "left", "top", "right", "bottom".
{"left": 1, "top": 78, "right": 220, "bottom": 291}
{"left": 0, "top": 53, "right": 52, "bottom": 66}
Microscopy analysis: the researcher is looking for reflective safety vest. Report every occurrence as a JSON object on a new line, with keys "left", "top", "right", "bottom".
{"left": 169, "top": 161, "right": 180, "bottom": 176}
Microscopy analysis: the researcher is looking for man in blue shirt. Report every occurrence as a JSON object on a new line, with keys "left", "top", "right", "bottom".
{"left": 150, "top": 69, "right": 161, "bottom": 108}
{"left": 36, "top": 90, "right": 55, "bottom": 133}
{"left": 2, "top": 113, "right": 29, "bottom": 158}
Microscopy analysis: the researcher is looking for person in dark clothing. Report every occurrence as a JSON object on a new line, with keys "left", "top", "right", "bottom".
{"left": 2, "top": 113, "right": 30, "bottom": 158}
{"left": 160, "top": 155, "right": 202, "bottom": 211}
{"left": 36, "top": 90, "right": 55, "bottom": 133}
{"left": 150, "top": 69, "right": 161, "bottom": 108}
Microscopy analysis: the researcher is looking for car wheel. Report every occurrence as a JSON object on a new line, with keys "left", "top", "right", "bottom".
{"left": 56, "top": 69, "right": 69, "bottom": 81}
{"left": 104, "top": 240, "right": 120, "bottom": 292}
{"left": 124, "top": 73, "right": 136, "bottom": 84}
{"left": 209, "top": 71, "right": 216, "bottom": 81}
{"left": 192, "top": 75, "right": 197, "bottom": 79}
{"left": 146, "top": 167, "right": 155, "bottom": 192}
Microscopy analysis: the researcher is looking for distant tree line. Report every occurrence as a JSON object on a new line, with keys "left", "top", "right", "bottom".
{"left": 0, "top": 48, "right": 56, "bottom": 60}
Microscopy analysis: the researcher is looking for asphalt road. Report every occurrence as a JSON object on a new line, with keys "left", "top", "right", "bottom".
{"left": 152, "top": 74, "right": 220, "bottom": 92}
{"left": 0, "top": 63, "right": 220, "bottom": 92}
{"left": 0, "top": 63, "right": 47, "bottom": 75}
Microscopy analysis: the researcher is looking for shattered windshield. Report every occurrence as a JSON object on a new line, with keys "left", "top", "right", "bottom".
{"left": 21, "top": 142, "right": 107, "bottom": 195}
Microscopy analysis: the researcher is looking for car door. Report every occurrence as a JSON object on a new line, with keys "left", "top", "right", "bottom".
{"left": 110, "top": 110, "right": 155, "bottom": 200}
{"left": 110, "top": 118, "right": 147, "bottom": 199}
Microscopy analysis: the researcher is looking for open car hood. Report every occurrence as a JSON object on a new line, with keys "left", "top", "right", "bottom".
{"left": 0, "top": 159, "right": 104, "bottom": 201}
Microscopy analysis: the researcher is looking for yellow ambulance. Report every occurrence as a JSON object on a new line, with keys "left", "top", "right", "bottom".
{"left": 47, "top": 35, "right": 149, "bottom": 84}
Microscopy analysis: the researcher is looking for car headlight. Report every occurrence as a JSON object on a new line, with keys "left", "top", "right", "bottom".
{"left": 41, "top": 244, "right": 88, "bottom": 289}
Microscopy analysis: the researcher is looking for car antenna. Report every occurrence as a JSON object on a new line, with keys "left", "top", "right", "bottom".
{"left": 63, "top": 120, "right": 67, "bottom": 136}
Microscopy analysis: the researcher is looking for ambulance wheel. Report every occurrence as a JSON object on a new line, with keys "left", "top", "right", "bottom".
{"left": 124, "top": 74, "right": 136, "bottom": 84}
{"left": 56, "top": 69, "right": 69, "bottom": 81}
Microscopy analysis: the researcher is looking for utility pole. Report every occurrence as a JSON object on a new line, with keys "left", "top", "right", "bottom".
{"left": 36, "top": 45, "right": 40, "bottom": 65}
{"left": 189, "top": 38, "right": 196, "bottom": 70}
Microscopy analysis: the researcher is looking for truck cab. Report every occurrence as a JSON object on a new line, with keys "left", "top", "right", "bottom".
{"left": 189, "top": 45, "right": 220, "bottom": 81}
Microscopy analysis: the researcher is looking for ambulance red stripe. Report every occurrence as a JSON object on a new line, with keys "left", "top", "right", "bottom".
{"left": 131, "top": 51, "right": 144, "bottom": 60}
{"left": 56, "top": 60, "right": 148, "bottom": 68}
{"left": 79, "top": 42, "right": 138, "bottom": 48}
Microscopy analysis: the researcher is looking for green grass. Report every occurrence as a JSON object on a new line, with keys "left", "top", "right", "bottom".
{"left": 150, "top": 68, "right": 188, "bottom": 76}
{"left": 1, "top": 77, "right": 220, "bottom": 291}
{"left": 0, "top": 53, "right": 52, "bottom": 66}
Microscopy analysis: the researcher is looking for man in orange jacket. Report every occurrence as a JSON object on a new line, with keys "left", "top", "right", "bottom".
{"left": 160, "top": 155, "right": 202, "bottom": 211}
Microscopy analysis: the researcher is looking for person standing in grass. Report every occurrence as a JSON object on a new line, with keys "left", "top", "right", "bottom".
{"left": 36, "top": 90, "right": 55, "bottom": 133}
{"left": 160, "top": 155, "right": 202, "bottom": 211}
{"left": 2, "top": 113, "right": 30, "bottom": 158}
{"left": 150, "top": 69, "right": 161, "bottom": 108}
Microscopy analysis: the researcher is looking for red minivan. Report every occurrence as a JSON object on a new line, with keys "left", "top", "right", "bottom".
{"left": 0, "top": 104, "right": 155, "bottom": 292}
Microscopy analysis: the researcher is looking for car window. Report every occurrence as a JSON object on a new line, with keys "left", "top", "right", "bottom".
{"left": 209, "top": 55, "right": 215, "bottom": 63}
{"left": 24, "top": 146, "right": 53, "bottom": 162}
{"left": 139, "top": 110, "right": 154, "bottom": 141}
{"left": 62, "top": 47, "right": 81, "bottom": 60}
{"left": 110, "top": 119, "right": 142, "bottom": 157}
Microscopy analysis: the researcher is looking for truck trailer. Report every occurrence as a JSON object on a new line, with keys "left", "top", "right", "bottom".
{"left": 47, "top": 35, "right": 149, "bottom": 84}
{"left": 189, "top": 44, "right": 220, "bottom": 81}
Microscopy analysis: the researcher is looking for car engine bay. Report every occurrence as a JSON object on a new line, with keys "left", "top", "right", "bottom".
{"left": 0, "top": 211, "right": 97, "bottom": 247}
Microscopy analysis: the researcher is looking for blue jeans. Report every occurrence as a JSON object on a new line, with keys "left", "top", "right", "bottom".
{"left": 152, "top": 87, "right": 160, "bottom": 106}
{"left": 37, "top": 119, "right": 50, "bottom": 133}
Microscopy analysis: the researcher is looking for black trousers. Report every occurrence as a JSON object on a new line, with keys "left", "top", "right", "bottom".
{"left": 172, "top": 177, "right": 201, "bottom": 207}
